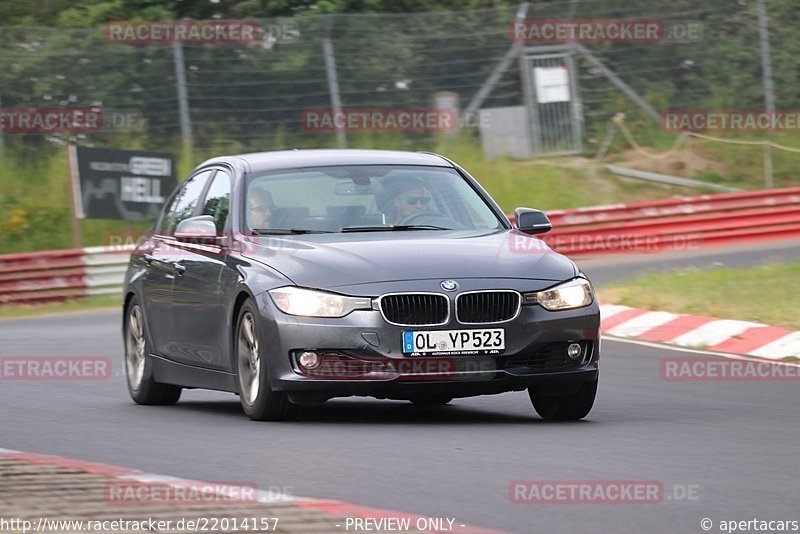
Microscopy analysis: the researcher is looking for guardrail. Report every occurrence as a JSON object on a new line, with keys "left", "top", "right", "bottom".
{"left": 0, "top": 245, "right": 133, "bottom": 305}
{"left": 546, "top": 187, "right": 800, "bottom": 226}
{"left": 1, "top": 187, "right": 798, "bottom": 305}
{"left": 541, "top": 187, "right": 800, "bottom": 256}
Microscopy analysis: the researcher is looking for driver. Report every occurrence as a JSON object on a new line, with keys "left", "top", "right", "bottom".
{"left": 376, "top": 177, "right": 433, "bottom": 226}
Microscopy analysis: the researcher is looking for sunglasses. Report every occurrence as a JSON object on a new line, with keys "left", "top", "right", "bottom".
{"left": 401, "top": 195, "right": 431, "bottom": 207}
{"left": 250, "top": 204, "right": 272, "bottom": 213}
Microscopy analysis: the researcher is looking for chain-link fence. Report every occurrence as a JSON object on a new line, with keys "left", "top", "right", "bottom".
{"left": 1, "top": 0, "right": 795, "bottom": 159}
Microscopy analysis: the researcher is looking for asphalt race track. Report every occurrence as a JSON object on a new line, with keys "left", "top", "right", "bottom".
{"left": 576, "top": 237, "right": 800, "bottom": 286}
{"left": 2, "top": 243, "right": 799, "bottom": 533}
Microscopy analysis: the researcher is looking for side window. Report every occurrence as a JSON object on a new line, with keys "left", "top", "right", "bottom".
{"left": 201, "top": 170, "right": 231, "bottom": 233}
{"left": 160, "top": 170, "right": 214, "bottom": 235}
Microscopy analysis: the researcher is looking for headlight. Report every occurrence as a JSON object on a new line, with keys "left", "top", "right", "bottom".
{"left": 269, "top": 287, "right": 372, "bottom": 318}
{"left": 525, "top": 278, "right": 593, "bottom": 311}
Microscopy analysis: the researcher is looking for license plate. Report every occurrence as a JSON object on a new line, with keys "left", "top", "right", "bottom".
{"left": 402, "top": 329, "right": 505, "bottom": 355}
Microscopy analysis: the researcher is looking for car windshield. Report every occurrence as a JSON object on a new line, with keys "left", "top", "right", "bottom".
{"left": 244, "top": 165, "right": 504, "bottom": 233}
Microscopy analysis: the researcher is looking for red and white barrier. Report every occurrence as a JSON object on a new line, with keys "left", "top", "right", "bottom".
{"left": 546, "top": 187, "right": 800, "bottom": 226}
{"left": 0, "top": 245, "right": 133, "bottom": 305}
{"left": 538, "top": 187, "right": 800, "bottom": 256}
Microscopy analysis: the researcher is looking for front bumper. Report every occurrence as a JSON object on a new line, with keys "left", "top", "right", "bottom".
{"left": 255, "top": 290, "right": 600, "bottom": 401}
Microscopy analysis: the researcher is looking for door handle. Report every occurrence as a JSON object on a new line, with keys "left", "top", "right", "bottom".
{"left": 173, "top": 262, "right": 186, "bottom": 275}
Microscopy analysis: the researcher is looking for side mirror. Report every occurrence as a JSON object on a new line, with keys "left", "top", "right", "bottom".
{"left": 174, "top": 215, "right": 220, "bottom": 243}
{"left": 514, "top": 208, "right": 552, "bottom": 234}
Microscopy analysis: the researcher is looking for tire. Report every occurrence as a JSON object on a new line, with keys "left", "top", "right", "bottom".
{"left": 235, "top": 300, "right": 297, "bottom": 421}
{"left": 529, "top": 379, "right": 597, "bottom": 421}
{"left": 409, "top": 394, "right": 453, "bottom": 406}
{"left": 124, "top": 296, "right": 182, "bottom": 406}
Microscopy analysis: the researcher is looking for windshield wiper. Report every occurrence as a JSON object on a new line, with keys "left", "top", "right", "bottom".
{"left": 341, "top": 225, "right": 450, "bottom": 233}
{"left": 251, "top": 228, "right": 333, "bottom": 235}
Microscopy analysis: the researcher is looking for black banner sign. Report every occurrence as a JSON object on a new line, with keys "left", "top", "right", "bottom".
{"left": 69, "top": 146, "right": 177, "bottom": 221}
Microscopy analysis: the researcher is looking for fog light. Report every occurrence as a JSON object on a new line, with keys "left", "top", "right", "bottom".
{"left": 298, "top": 351, "right": 320, "bottom": 369}
{"left": 567, "top": 343, "right": 583, "bottom": 360}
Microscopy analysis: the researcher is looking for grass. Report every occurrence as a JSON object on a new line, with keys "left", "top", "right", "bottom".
{"left": 598, "top": 262, "right": 800, "bottom": 330}
{"left": 430, "top": 140, "right": 689, "bottom": 213}
{"left": 605, "top": 120, "right": 800, "bottom": 190}
{"left": 0, "top": 294, "right": 121, "bottom": 320}
{"left": 0, "top": 152, "right": 152, "bottom": 253}
{"left": 0, "top": 136, "right": 699, "bottom": 255}
{"left": 3, "top": 121, "right": 799, "bottom": 254}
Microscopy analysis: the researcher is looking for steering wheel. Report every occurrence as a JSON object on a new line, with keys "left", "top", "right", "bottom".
{"left": 398, "top": 210, "right": 464, "bottom": 229}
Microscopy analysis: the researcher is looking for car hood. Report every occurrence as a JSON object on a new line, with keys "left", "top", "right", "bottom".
{"left": 241, "top": 229, "right": 577, "bottom": 290}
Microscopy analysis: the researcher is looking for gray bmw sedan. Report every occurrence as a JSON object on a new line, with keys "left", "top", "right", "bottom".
{"left": 122, "top": 149, "right": 600, "bottom": 421}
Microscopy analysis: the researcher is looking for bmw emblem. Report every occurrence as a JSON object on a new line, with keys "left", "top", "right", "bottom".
{"left": 440, "top": 280, "right": 459, "bottom": 292}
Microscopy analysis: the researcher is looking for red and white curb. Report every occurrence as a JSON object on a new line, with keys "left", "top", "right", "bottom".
{"left": 600, "top": 304, "right": 800, "bottom": 359}
{"left": 0, "top": 448, "right": 504, "bottom": 534}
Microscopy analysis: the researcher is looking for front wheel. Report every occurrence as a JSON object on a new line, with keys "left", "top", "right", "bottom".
{"left": 124, "top": 297, "right": 181, "bottom": 405}
{"left": 528, "top": 379, "right": 597, "bottom": 421}
{"left": 235, "top": 300, "right": 297, "bottom": 421}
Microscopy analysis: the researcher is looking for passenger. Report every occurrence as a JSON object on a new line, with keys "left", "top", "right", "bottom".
{"left": 248, "top": 188, "right": 275, "bottom": 229}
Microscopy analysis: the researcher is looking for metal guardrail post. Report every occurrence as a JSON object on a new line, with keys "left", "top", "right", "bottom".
{"left": 172, "top": 41, "right": 193, "bottom": 163}
{"left": 757, "top": 0, "right": 776, "bottom": 117}
{"left": 323, "top": 15, "right": 347, "bottom": 148}
{"left": 0, "top": 29, "right": 3, "bottom": 165}
{"left": 0, "top": 90, "right": 4, "bottom": 165}
{"left": 604, "top": 165, "right": 741, "bottom": 192}
{"left": 573, "top": 43, "right": 661, "bottom": 123}
{"left": 764, "top": 143, "right": 774, "bottom": 188}
{"left": 462, "top": 3, "right": 530, "bottom": 122}
{"left": 66, "top": 145, "right": 84, "bottom": 248}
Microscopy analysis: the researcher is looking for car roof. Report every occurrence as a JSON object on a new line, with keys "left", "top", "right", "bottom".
{"left": 197, "top": 149, "right": 454, "bottom": 174}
